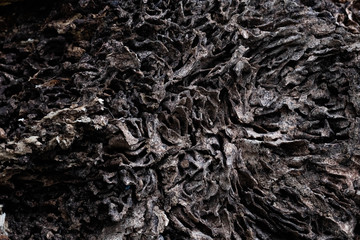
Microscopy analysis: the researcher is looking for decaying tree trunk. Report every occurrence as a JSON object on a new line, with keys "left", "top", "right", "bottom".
{"left": 1, "top": 0, "right": 360, "bottom": 239}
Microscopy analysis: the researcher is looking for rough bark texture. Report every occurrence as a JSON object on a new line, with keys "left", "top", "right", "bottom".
{"left": 1, "top": 0, "right": 360, "bottom": 239}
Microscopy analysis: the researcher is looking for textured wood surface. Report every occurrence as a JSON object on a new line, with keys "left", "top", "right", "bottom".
{"left": 1, "top": 0, "right": 360, "bottom": 239}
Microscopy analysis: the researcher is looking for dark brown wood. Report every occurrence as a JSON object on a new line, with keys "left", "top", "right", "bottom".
{"left": 0, "top": 0, "right": 360, "bottom": 239}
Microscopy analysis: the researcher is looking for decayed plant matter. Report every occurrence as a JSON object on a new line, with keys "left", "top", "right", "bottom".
{"left": 1, "top": 0, "right": 360, "bottom": 239}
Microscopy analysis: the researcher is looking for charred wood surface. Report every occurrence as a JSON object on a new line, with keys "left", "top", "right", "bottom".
{"left": 1, "top": 0, "right": 360, "bottom": 239}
